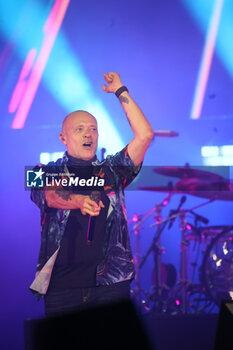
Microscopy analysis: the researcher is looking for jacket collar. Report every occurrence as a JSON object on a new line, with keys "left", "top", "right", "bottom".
{"left": 60, "top": 151, "right": 99, "bottom": 166}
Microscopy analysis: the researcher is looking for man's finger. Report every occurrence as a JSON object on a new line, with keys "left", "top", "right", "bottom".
{"left": 86, "top": 198, "right": 99, "bottom": 208}
{"left": 85, "top": 199, "right": 104, "bottom": 213}
{"left": 84, "top": 208, "right": 100, "bottom": 216}
{"left": 99, "top": 200, "right": 105, "bottom": 208}
{"left": 102, "top": 84, "right": 108, "bottom": 91}
{"left": 109, "top": 72, "right": 116, "bottom": 78}
{"left": 103, "top": 73, "right": 109, "bottom": 82}
{"left": 103, "top": 72, "right": 113, "bottom": 83}
{"left": 85, "top": 202, "right": 99, "bottom": 212}
{"left": 81, "top": 202, "right": 100, "bottom": 215}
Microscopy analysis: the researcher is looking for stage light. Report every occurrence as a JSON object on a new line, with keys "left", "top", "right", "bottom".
{"left": 182, "top": 0, "right": 233, "bottom": 118}
{"left": 0, "top": 1, "right": 124, "bottom": 154}
{"left": 40, "top": 33, "right": 124, "bottom": 153}
{"left": 50, "top": 152, "right": 64, "bottom": 162}
{"left": 182, "top": 0, "right": 225, "bottom": 120}
{"left": 201, "top": 145, "right": 233, "bottom": 165}
{"left": 220, "top": 145, "right": 233, "bottom": 156}
{"left": 40, "top": 152, "right": 50, "bottom": 164}
{"left": 202, "top": 156, "right": 233, "bottom": 166}
{"left": 201, "top": 146, "right": 219, "bottom": 157}
{"left": 40, "top": 152, "right": 64, "bottom": 164}
{"left": 10, "top": 0, "right": 70, "bottom": 129}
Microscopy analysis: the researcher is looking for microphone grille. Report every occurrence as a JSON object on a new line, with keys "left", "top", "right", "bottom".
{"left": 90, "top": 191, "right": 101, "bottom": 204}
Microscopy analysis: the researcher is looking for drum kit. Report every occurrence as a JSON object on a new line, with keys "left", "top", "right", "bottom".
{"left": 128, "top": 163, "right": 233, "bottom": 314}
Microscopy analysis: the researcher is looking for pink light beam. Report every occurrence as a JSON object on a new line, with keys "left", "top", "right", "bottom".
{"left": 190, "top": 0, "right": 224, "bottom": 120}
{"left": 10, "top": 0, "right": 70, "bottom": 129}
{"left": 8, "top": 49, "right": 37, "bottom": 113}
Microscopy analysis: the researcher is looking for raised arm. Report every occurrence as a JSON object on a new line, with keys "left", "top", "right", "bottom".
{"left": 102, "top": 72, "right": 153, "bottom": 166}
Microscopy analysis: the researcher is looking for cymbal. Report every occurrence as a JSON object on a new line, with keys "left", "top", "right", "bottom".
{"left": 186, "top": 225, "right": 233, "bottom": 242}
{"left": 153, "top": 166, "right": 223, "bottom": 180}
{"left": 200, "top": 225, "right": 233, "bottom": 235}
{"left": 201, "top": 224, "right": 233, "bottom": 230}
{"left": 138, "top": 179, "right": 233, "bottom": 201}
{"left": 174, "top": 178, "right": 233, "bottom": 201}
{"left": 138, "top": 185, "right": 175, "bottom": 193}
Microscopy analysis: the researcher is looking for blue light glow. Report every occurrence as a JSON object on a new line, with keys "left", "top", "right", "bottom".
{"left": 220, "top": 145, "right": 233, "bottom": 156}
{"left": 181, "top": 0, "right": 233, "bottom": 79}
{"left": 201, "top": 145, "right": 233, "bottom": 165}
{"left": 201, "top": 145, "right": 219, "bottom": 157}
{"left": 40, "top": 152, "right": 50, "bottom": 164}
{"left": 0, "top": 1, "right": 124, "bottom": 154}
{"left": 40, "top": 152, "right": 64, "bottom": 164}
{"left": 42, "top": 33, "right": 124, "bottom": 154}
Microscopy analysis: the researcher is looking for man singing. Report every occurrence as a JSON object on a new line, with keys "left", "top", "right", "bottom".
{"left": 30, "top": 72, "right": 153, "bottom": 316}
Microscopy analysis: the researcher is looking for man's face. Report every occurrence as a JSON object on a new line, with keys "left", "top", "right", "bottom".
{"left": 59, "top": 112, "right": 98, "bottom": 160}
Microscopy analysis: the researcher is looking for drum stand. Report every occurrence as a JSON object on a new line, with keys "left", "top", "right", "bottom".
{"left": 150, "top": 198, "right": 214, "bottom": 314}
{"left": 133, "top": 214, "right": 142, "bottom": 305}
{"left": 151, "top": 203, "right": 164, "bottom": 311}
{"left": 131, "top": 208, "right": 157, "bottom": 306}
{"left": 179, "top": 210, "right": 189, "bottom": 314}
{"left": 139, "top": 197, "right": 171, "bottom": 312}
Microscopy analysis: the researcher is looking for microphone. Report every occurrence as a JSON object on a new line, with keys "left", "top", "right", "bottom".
{"left": 190, "top": 210, "right": 209, "bottom": 225}
{"left": 86, "top": 191, "right": 101, "bottom": 245}
{"left": 90, "top": 191, "right": 101, "bottom": 204}
{"left": 101, "top": 148, "right": 106, "bottom": 161}
{"left": 153, "top": 130, "right": 179, "bottom": 138}
{"left": 168, "top": 195, "right": 186, "bottom": 229}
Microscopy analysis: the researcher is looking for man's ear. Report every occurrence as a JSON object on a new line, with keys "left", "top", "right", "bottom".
{"left": 59, "top": 133, "right": 67, "bottom": 145}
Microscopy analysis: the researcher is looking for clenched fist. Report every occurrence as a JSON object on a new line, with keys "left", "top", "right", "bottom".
{"left": 76, "top": 195, "right": 105, "bottom": 216}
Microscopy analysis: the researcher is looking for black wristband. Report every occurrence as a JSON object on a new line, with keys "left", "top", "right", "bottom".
{"left": 115, "top": 86, "right": 128, "bottom": 98}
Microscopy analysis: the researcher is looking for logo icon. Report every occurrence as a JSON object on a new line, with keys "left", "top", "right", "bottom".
{"left": 26, "top": 168, "right": 45, "bottom": 188}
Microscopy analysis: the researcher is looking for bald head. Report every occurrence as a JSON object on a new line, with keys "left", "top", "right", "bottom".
{"left": 62, "top": 110, "right": 97, "bottom": 135}
{"left": 59, "top": 110, "right": 98, "bottom": 160}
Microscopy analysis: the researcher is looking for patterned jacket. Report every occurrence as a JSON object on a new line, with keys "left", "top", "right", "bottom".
{"left": 30, "top": 145, "right": 141, "bottom": 299}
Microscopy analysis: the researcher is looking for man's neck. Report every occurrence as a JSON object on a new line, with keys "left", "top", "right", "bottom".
{"left": 66, "top": 152, "right": 97, "bottom": 165}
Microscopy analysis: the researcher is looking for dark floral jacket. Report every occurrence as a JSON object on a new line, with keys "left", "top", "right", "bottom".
{"left": 30, "top": 146, "right": 141, "bottom": 299}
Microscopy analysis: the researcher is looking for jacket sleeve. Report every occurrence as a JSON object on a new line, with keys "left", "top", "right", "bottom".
{"left": 106, "top": 145, "right": 142, "bottom": 189}
{"left": 30, "top": 164, "right": 48, "bottom": 212}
